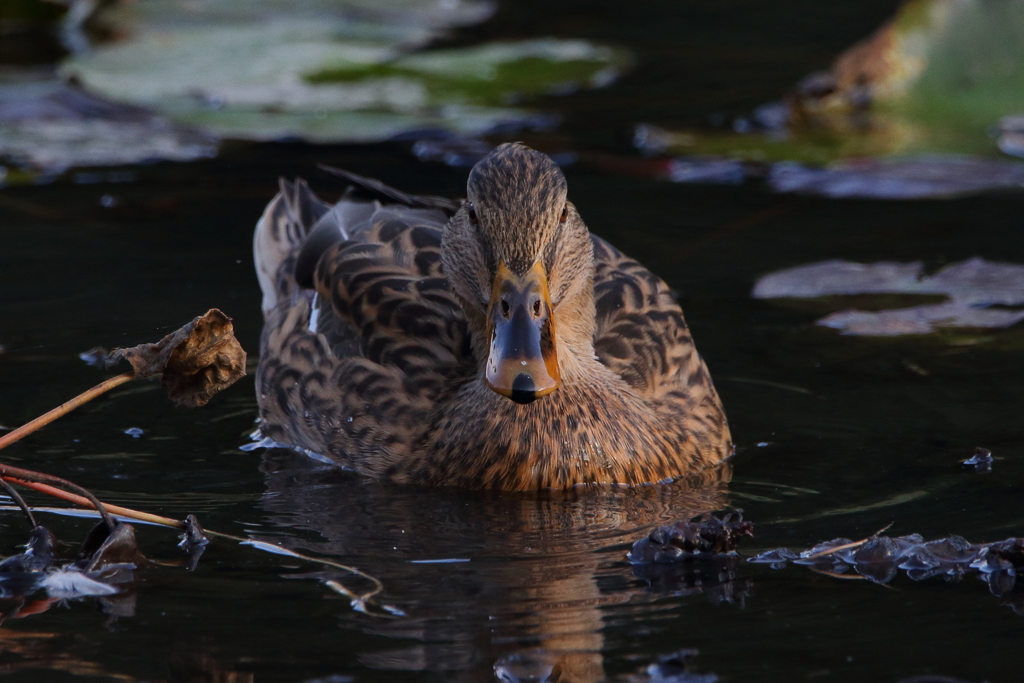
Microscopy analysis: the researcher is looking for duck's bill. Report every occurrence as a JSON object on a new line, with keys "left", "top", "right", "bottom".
{"left": 485, "top": 261, "right": 560, "bottom": 404}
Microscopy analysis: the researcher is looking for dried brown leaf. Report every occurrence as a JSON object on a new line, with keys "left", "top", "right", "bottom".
{"left": 108, "top": 309, "right": 246, "bottom": 407}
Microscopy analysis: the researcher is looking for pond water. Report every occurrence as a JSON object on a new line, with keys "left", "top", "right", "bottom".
{"left": 3, "top": 1, "right": 1024, "bottom": 681}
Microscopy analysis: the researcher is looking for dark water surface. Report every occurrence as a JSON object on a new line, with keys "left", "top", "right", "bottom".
{"left": 4, "top": 2, "right": 1024, "bottom": 681}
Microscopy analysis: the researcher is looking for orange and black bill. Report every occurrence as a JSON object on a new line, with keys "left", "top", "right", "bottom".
{"left": 485, "top": 261, "right": 560, "bottom": 404}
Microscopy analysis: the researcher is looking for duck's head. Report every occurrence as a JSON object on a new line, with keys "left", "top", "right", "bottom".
{"left": 442, "top": 143, "right": 595, "bottom": 405}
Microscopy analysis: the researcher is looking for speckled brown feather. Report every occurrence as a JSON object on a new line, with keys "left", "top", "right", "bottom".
{"left": 255, "top": 145, "right": 732, "bottom": 489}
{"left": 253, "top": 178, "right": 330, "bottom": 315}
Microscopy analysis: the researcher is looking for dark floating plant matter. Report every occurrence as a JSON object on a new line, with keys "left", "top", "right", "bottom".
{"left": 627, "top": 513, "right": 1024, "bottom": 615}
{"left": 627, "top": 513, "right": 756, "bottom": 608}
{"left": 0, "top": 496, "right": 145, "bottom": 615}
{"left": 627, "top": 512, "right": 754, "bottom": 564}
{"left": 749, "top": 530, "right": 1024, "bottom": 612}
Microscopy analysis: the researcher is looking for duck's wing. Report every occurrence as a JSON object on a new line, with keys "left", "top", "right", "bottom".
{"left": 254, "top": 178, "right": 332, "bottom": 316}
{"left": 590, "top": 236, "right": 712, "bottom": 401}
{"left": 256, "top": 176, "right": 474, "bottom": 471}
{"left": 299, "top": 173, "right": 470, "bottom": 375}
{"left": 312, "top": 204, "right": 472, "bottom": 380}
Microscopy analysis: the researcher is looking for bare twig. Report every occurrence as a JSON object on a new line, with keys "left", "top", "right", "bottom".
{"left": 807, "top": 565, "right": 898, "bottom": 590}
{"left": 803, "top": 522, "right": 894, "bottom": 560}
{"left": 3, "top": 477, "right": 171, "bottom": 530}
{"left": 807, "top": 566, "right": 869, "bottom": 581}
{"left": 0, "top": 373, "right": 135, "bottom": 452}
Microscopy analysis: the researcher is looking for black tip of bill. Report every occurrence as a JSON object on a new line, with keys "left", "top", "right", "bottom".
{"left": 509, "top": 373, "right": 538, "bottom": 404}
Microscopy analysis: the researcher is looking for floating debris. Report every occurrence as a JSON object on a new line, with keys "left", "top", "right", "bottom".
{"left": 75, "top": 520, "right": 144, "bottom": 572}
{"left": 749, "top": 530, "right": 1024, "bottom": 600}
{"left": 0, "top": 526, "right": 57, "bottom": 574}
{"left": 753, "top": 257, "right": 1024, "bottom": 335}
{"left": 179, "top": 514, "right": 209, "bottom": 549}
{"left": 78, "top": 346, "right": 109, "bottom": 367}
{"left": 627, "top": 514, "right": 755, "bottom": 607}
{"left": 0, "top": 518, "right": 141, "bottom": 606}
{"left": 123, "top": 427, "right": 145, "bottom": 438}
{"left": 621, "top": 649, "right": 719, "bottom": 683}
{"left": 627, "top": 513, "right": 753, "bottom": 564}
{"left": 964, "top": 447, "right": 993, "bottom": 473}
{"left": 40, "top": 567, "right": 120, "bottom": 599}
{"left": 745, "top": 547, "right": 797, "bottom": 569}
{"left": 178, "top": 514, "right": 209, "bottom": 571}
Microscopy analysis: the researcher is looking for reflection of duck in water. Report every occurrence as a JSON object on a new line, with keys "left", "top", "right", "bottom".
{"left": 258, "top": 449, "right": 735, "bottom": 683}
{"left": 254, "top": 143, "right": 732, "bottom": 489}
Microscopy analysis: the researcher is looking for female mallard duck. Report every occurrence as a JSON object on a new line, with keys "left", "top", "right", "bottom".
{"left": 254, "top": 143, "right": 732, "bottom": 490}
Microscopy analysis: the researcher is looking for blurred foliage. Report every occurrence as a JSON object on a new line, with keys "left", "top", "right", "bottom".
{"left": 901, "top": 0, "right": 1024, "bottom": 137}
{"left": 305, "top": 49, "right": 622, "bottom": 108}
{"left": 0, "top": 0, "right": 65, "bottom": 23}
{"left": 648, "top": 0, "right": 1024, "bottom": 165}
{"left": 58, "top": 0, "right": 629, "bottom": 143}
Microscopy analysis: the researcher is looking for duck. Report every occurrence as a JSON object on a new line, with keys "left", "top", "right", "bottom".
{"left": 253, "top": 143, "right": 732, "bottom": 490}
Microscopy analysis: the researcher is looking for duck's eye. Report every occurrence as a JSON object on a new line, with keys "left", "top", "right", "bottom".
{"left": 559, "top": 205, "right": 568, "bottom": 223}
{"left": 468, "top": 203, "right": 478, "bottom": 225}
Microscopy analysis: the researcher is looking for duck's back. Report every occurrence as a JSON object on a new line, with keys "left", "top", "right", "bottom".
{"left": 254, "top": 178, "right": 731, "bottom": 488}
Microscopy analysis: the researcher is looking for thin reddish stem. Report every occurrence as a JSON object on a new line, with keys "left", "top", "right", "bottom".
{"left": 3, "top": 478, "right": 185, "bottom": 530}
